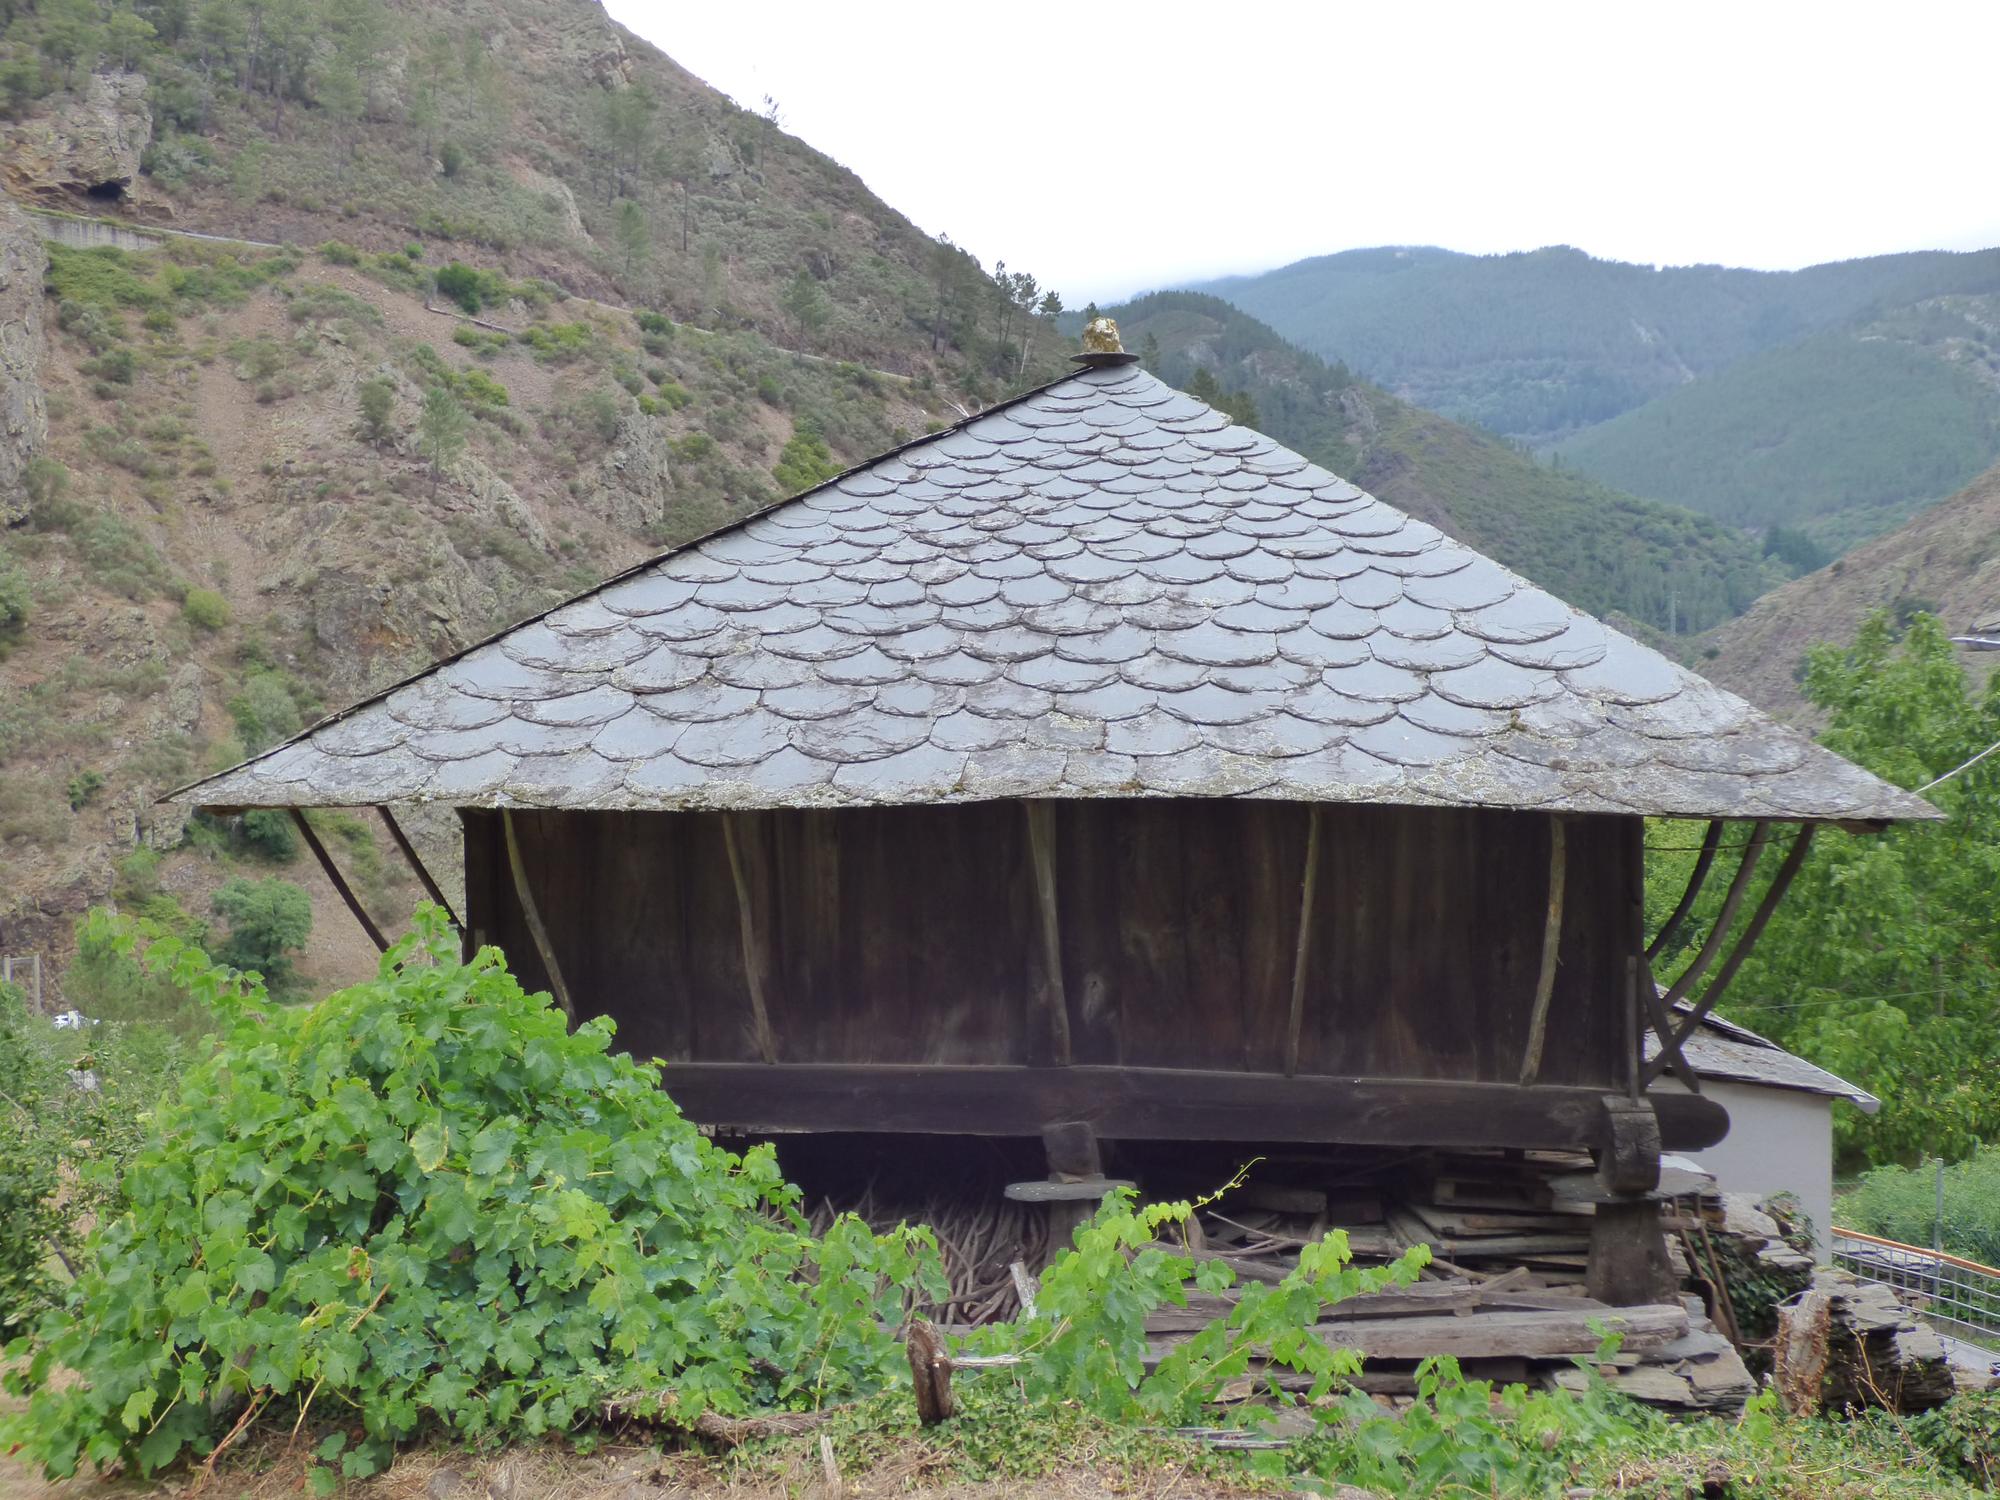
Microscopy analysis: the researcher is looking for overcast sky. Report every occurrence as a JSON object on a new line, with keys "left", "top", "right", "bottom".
{"left": 602, "top": 0, "right": 2000, "bottom": 304}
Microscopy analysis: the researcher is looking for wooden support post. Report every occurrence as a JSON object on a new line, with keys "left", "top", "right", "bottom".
{"left": 1022, "top": 801, "right": 1073, "bottom": 1067}
{"left": 1646, "top": 824, "right": 1816, "bottom": 1085}
{"left": 1283, "top": 804, "right": 1323, "bottom": 1077}
{"left": 1658, "top": 819, "right": 1769, "bottom": 1009}
{"left": 1041, "top": 1120, "right": 1102, "bottom": 1179}
{"left": 1517, "top": 815, "right": 1567, "bottom": 1085}
{"left": 1646, "top": 819, "right": 1723, "bottom": 961}
{"left": 1034, "top": 1119, "right": 1106, "bottom": 1256}
{"left": 373, "top": 804, "right": 459, "bottom": 927}
{"left": 906, "top": 1321, "right": 954, "bottom": 1425}
{"left": 1588, "top": 1096, "right": 1676, "bottom": 1307}
{"left": 500, "top": 808, "right": 575, "bottom": 1024}
{"left": 720, "top": 813, "right": 779, "bottom": 1064}
{"left": 1587, "top": 1198, "right": 1679, "bottom": 1307}
{"left": 1639, "top": 961, "right": 1701, "bottom": 1092}
{"left": 291, "top": 808, "right": 389, "bottom": 953}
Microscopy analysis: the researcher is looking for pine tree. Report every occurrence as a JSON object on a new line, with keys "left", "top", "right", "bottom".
{"left": 420, "top": 384, "right": 467, "bottom": 494}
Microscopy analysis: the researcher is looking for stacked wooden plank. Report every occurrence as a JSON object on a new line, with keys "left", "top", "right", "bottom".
{"left": 1140, "top": 1150, "right": 1755, "bottom": 1415}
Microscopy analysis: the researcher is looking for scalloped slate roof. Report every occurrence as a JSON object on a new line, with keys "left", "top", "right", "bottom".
{"left": 174, "top": 362, "right": 1937, "bottom": 821}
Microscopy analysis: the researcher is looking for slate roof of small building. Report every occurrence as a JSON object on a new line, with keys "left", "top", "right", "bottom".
{"left": 173, "top": 361, "right": 1939, "bottom": 821}
{"left": 1652, "top": 1004, "right": 1880, "bottom": 1112}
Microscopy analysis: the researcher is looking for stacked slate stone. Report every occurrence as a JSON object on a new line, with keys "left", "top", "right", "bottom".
{"left": 1776, "top": 1268, "right": 1955, "bottom": 1414}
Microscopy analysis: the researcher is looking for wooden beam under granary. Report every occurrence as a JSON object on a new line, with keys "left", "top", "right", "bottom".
{"left": 172, "top": 323, "right": 1937, "bottom": 1309}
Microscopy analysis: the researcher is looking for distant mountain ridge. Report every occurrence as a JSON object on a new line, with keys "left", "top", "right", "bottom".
{"left": 1098, "top": 291, "right": 1788, "bottom": 639}
{"left": 1192, "top": 243, "right": 2000, "bottom": 554}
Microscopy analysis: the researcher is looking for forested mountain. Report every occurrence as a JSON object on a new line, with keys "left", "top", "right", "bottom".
{"left": 1701, "top": 457, "right": 2000, "bottom": 718}
{"left": 1553, "top": 301, "right": 2000, "bottom": 549}
{"left": 1193, "top": 244, "right": 2000, "bottom": 554}
{"left": 1103, "top": 292, "right": 1788, "bottom": 637}
{"left": 0, "top": 0, "right": 1073, "bottom": 989}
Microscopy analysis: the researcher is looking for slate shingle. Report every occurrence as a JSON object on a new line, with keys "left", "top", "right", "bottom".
{"left": 173, "top": 365, "right": 1939, "bottom": 823}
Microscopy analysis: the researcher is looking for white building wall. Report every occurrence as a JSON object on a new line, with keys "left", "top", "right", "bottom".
{"left": 1656, "top": 1079, "right": 1837, "bottom": 1258}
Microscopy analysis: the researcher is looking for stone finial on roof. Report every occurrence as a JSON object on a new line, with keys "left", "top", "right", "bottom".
{"left": 1075, "top": 316, "right": 1139, "bottom": 369}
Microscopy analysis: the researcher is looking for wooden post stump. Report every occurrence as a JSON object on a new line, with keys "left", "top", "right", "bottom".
{"left": 905, "top": 1320, "right": 953, "bottom": 1425}
{"left": 1587, "top": 1197, "right": 1679, "bottom": 1307}
{"left": 1587, "top": 1095, "right": 1676, "bottom": 1306}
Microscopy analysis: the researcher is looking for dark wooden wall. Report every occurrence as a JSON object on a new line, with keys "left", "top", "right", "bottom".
{"left": 462, "top": 800, "right": 1639, "bottom": 1092}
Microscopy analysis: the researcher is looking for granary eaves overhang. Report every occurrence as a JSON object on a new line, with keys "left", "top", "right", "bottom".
{"left": 168, "top": 363, "right": 1939, "bottom": 824}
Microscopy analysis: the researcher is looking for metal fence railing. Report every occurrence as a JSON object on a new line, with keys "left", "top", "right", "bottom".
{"left": 1831, "top": 1225, "right": 2000, "bottom": 1346}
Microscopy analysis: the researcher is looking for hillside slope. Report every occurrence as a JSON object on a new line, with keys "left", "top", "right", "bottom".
{"left": 1107, "top": 292, "right": 1786, "bottom": 638}
{"left": 0, "top": 0, "right": 1071, "bottom": 995}
{"left": 0, "top": 0, "right": 1057, "bottom": 390}
{"left": 1701, "top": 459, "right": 2000, "bottom": 717}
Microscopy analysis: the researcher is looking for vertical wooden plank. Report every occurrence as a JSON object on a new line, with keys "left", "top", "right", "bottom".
{"left": 1283, "top": 804, "right": 1323, "bottom": 1077}
{"left": 721, "top": 811, "right": 780, "bottom": 1064}
{"left": 1112, "top": 800, "right": 1191, "bottom": 1067}
{"left": 501, "top": 809, "right": 575, "bottom": 1023}
{"left": 1022, "top": 800, "right": 1074, "bottom": 1067}
{"left": 1516, "top": 815, "right": 1568, "bottom": 1085}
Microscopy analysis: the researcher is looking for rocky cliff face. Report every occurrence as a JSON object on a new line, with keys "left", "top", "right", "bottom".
{"left": 0, "top": 197, "right": 48, "bottom": 524}
{"left": 0, "top": 71, "right": 151, "bottom": 199}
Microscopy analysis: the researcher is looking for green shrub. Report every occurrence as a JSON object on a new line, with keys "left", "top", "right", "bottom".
{"left": 226, "top": 669, "right": 308, "bottom": 753}
{"left": 1843, "top": 1147, "right": 2000, "bottom": 1266}
{"left": 0, "top": 912, "right": 942, "bottom": 1482}
{"left": 773, "top": 426, "right": 840, "bottom": 494}
{"left": 438, "top": 139, "right": 465, "bottom": 177}
{"left": 635, "top": 309, "right": 672, "bottom": 336}
{"left": 357, "top": 376, "right": 395, "bottom": 445}
{"left": 458, "top": 368, "right": 509, "bottom": 408}
{"left": 81, "top": 347, "right": 136, "bottom": 386}
{"left": 516, "top": 320, "right": 593, "bottom": 362}
{"left": 25, "top": 457, "right": 68, "bottom": 516}
{"left": 403, "top": 242, "right": 424, "bottom": 261}
{"left": 1910, "top": 1388, "right": 2000, "bottom": 1489}
{"left": 0, "top": 982, "right": 64, "bottom": 1339}
{"left": 450, "top": 323, "right": 508, "bottom": 355}
{"left": 318, "top": 240, "right": 362, "bottom": 267}
{"left": 209, "top": 876, "right": 311, "bottom": 989}
{"left": 656, "top": 380, "right": 693, "bottom": 410}
{"left": 551, "top": 387, "right": 623, "bottom": 451}
{"left": 0, "top": 935, "right": 204, "bottom": 1342}
{"left": 180, "top": 588, "right": 231, "bottom": 631}
{"left": 284, "top": 285, "right": 381, "bottom": 327}
{"left": 65, "top": 770, "right": 105, "bottom": 811}
{"left": 433, "top": 261, "right": 507, "bottom": 314}
{"left": 44, "top": 244, "right": 161, "bottom": 311}
{"left": 239, "top": 808, "right": 298, "bottom": 862}
{"left": 0, "top": 548, "right": 29, "bottom": 651}
{"left": 72, "top": 512, "right": 176, "bottom": 601}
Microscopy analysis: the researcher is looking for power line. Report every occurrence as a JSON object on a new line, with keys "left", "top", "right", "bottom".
{"left": 1916, "top": 736, "right": 2000, "bottom": 794}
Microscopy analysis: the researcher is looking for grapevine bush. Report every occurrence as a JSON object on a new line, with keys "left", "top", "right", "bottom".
{"left": 1, "top": 909, "right": 943, "bottom": 1482}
